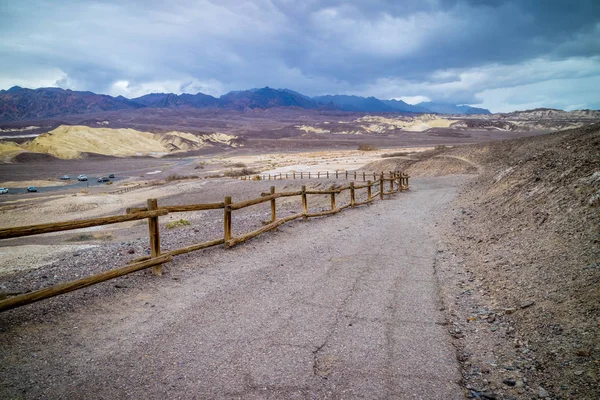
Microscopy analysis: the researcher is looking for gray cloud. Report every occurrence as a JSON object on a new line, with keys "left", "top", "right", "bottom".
{"left": 0, "top": 0, "right": 599, "bottom": 111}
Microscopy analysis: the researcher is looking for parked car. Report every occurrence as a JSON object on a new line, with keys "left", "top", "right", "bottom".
{"left": 78, "top": 174, "right": 88, "bottom": 181}
{"left": 108, "top": 173, "right": 115, "bottom": 178}
{"left": 60, "top": 175, "right": 70, "bottom": 180}
{"left": 98, "top": 177, "right": 110, "bottom": 183}
{"left": 0, "top": 188, "right": 8, "bottom": 194}
{"left": 27, "top": 186, "right": 37, "bottom": 192}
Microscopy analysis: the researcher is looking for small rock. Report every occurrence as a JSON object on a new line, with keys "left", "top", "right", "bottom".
{"left": 503, "top": 379, "right": 516, "bottom": 386}
{"left": 481, "top": 392, "right": 498, "bottom": 400}
{"left": 575, "top": 349, "right": 591, "bottom": 357}
{"left": 574, "top": 370, "right": 584, "bottom": 376}
{"left": 515, "top": 379, "right": 524, "bottom": 388}
{"left": 538, "top": 386, "right": 549, "bottom": 398}
{"left": 519, "top": 300, "right": 535, "bottom": 309}
{"left": 127, "top": 248, "right": 135, "bottom": 254}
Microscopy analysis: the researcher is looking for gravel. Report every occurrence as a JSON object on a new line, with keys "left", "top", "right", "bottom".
{"left": 0, "top": 176, "right": 465, "bottom": 399}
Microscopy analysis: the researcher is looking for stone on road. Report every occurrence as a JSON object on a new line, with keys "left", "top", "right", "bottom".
{"left": 0, "top": 177, "right": 464, "bottom": 399}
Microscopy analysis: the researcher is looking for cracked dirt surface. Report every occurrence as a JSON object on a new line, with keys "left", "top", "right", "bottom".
{"left": 0, "top": 176, "right": 465, "bottom": 399}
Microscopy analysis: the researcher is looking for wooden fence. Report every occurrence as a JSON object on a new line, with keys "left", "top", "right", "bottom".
{"left": 241, "top": 170, "right": 405, "bottom": 182}
{"left": 103, "top": 185, "right": 140, "bottom": 195}
{"left": 0, "top": 171, "right": 409, "bottom": 313}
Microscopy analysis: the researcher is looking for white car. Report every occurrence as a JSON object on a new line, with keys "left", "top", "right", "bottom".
{"left": 78, "top": 174, "right": 88, "bottom": 181}
{"left": 0, "top": 188, "right": 7, "bottom": 194}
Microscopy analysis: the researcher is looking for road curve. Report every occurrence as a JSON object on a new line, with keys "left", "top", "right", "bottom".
{"left": 0, "top": 176, "right": 465, "bottom": 399}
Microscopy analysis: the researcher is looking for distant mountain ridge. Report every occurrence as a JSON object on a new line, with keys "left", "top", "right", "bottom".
{"left": 416, "top": 102, "right": 491, "bottom": 115}
{"left": 0, "top": 86, "right": 494, "bottom": 122}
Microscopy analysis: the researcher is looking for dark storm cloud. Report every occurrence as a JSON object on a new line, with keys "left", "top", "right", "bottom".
{"left": 0, "top": 0, "right": 599, "bottom": 111}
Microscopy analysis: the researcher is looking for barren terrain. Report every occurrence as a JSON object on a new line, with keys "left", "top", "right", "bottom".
{"left": 0, "top": 120, "right": 598, "bottom": 399}
{"left": 363, "top": 125, "right": 600, "bottom": 399}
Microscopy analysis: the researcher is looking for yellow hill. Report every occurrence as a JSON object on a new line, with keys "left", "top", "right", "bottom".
{"left": 356, "top": 115, "right": 455, "bottom": 132}
{"left": 0, "top": 125, "right": 243, "bottom": 161}
{"left": 0, "top": 141, "right": 28, "bottom": 163}
{"left": 23, "top": 126, "right": 170, "bottom": 159}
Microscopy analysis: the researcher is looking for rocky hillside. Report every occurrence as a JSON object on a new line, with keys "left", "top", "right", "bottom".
{"left": 0, "top": 86, "right": 142, "bottom": 122}
{"left": 367, "top": 125, "right": 600, "bottom": 398}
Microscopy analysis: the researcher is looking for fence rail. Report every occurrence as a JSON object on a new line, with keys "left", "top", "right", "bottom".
{"left": 0, "top": 171, "right": 409, "bottom": 313}
{"left": 103, "top": 185, "right": 140, "bottom": 195}
{"left": 241, "top": 170, "right": 406, "bottom": 182}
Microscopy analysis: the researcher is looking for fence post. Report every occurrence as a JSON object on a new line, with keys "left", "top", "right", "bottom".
{"left": 350, "top": 181, "right": 355, "bottom": 207}
{"left": 330, "top": 185, "right": 336, "bottom": 210}
{"left": 397, "top": 172, "right": 402, "bottom": 191}
{"left": 354, "top": 171, "right": 357, "bottom": 180}
{"left": 367, "top": 180, "right": 372, "bottom": 200}
{"left": 301, "top": 172, "right": 303, "bottom": 179}
{"left": 373, "top": 173, "right": 376, "bottom": 181}
{"left": 363, "top": 172, "right": 366, "bottom": 182}
{"left": 270, "top": 186, "right": 276, "bottom": 223}
{"left": 293, "top": 172, "right": 296, "bottom": 179}
{"left": 327, "top": 171, "right": 329, "bottom": 179}
{"left": 224, "top": 196, "right": 232, "bottom": 246}
{"left": 380, "top": 173, "right": 384, "bottom": 200}
{"left": 345, "top": 171, "right": 348, "bottom": 179}
{"left": 147, "top": 198, "right": 162, "bottom": 276}
{"left": 336, "top": 171, "right": 339, "bottom": 179}
{"left": 302, "top": 185, "right": 308, "bottom": 220}
{"left": 390, "top": 173, "right": 394, "bottom": 192}
{"left": 318, "top": 171, "right": 320, "bottom": 179}
{"left": 308, "top": 172, "right": 311, "bottom": 179}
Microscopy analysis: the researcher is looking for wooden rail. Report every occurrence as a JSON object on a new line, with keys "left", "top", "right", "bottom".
{"left": 0, "top": 255, "right": 172, "bottom": 312}
{"left": 239, "top": 171, "right": 404, "bottom": 182}
{"left": 0, "top": 210, "right": 168, "bottom": 240}
{"left": 0, "top": 171, "right": 409, "bottom": 312}
{"left": 105, "top": 185, "right": 140, "bottom": 195}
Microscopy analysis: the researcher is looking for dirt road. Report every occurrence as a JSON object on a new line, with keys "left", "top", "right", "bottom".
{"left": 0, "top": 177, "right": 465, "bottom": 399}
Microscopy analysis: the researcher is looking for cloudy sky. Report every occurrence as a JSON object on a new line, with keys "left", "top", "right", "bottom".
{"left": 1, "top": 0, "right": 599, "bottom": 112}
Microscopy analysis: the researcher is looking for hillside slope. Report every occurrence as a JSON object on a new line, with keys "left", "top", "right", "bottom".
{"left": 0, "top": 125, "right": 242, "bottom": 160}
{"left": 365, "top": 125, "right": 600, "bottom": 398}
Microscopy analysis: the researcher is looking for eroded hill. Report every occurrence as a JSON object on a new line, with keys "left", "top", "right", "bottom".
{"left": 0, "top": 125, "right": 243, "bottom": 161}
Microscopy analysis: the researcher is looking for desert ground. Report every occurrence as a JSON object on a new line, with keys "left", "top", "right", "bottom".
{"left": 0, "top": 115, "right": 598, "bottom": 399}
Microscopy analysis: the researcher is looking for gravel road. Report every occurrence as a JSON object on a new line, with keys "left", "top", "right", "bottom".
{"left": 0, "top": 176, "right": 466, "bottom": 399}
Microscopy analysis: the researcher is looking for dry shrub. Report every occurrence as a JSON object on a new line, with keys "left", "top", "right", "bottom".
{"left": 166, "top": 174, "right": 199, "bottom": 182}
{"left": 381, "top": 151, "right": 411, "bottom": 158}
{"left": 231, "top": 162, "right": 247, "bottom": 168}
{"left": 224, "top": 168, "right": 258, "bottom": 177}
{"left": 68, "top": 232, "right": 113, "bottom": 242}
{"left": 146, "top": 180, "right": 165, "bottom": 187}
{"left": 358, "top": 144, "right": 378, "bottom": 151}
{"left": 166, "top": 219, "right": 191, "bottom": 229}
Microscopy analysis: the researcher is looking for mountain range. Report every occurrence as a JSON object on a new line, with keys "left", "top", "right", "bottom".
{"left": 0, "top": 86, "right": 491, "bottom": 122}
